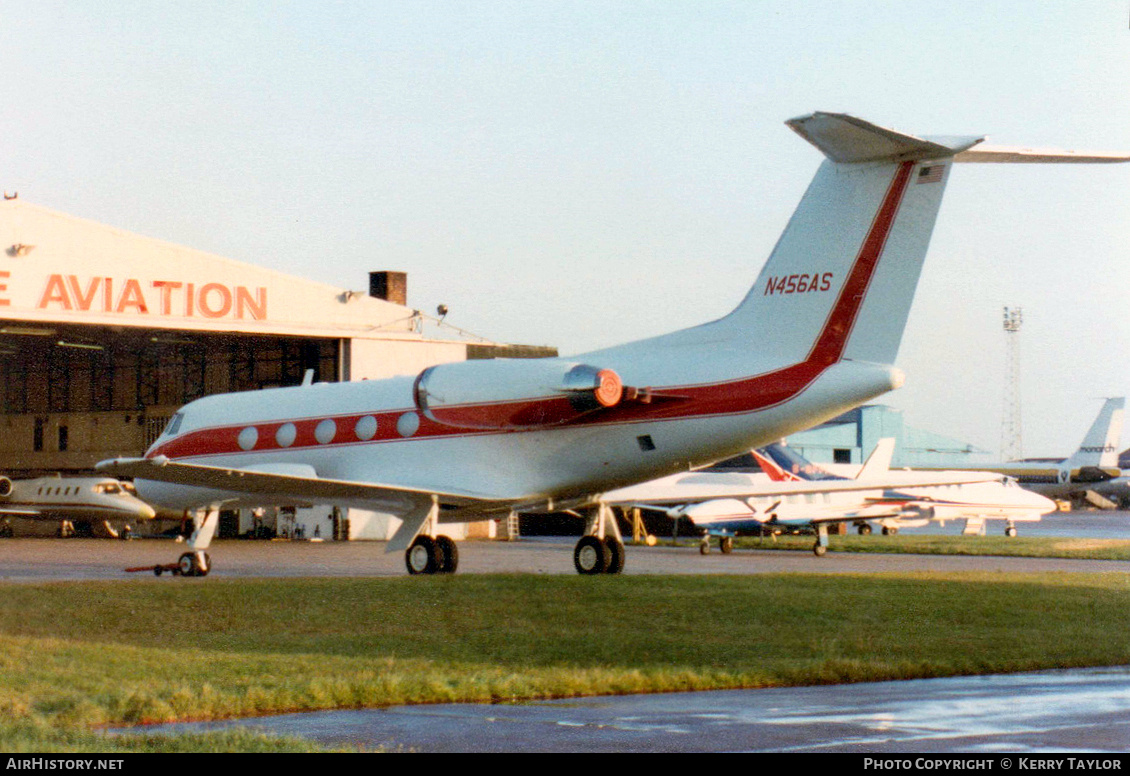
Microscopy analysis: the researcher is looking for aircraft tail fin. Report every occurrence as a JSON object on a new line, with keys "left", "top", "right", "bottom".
{"left": 751, "top": 448, "right": 798, "bottom": 482}
{"left": 718, "top": 113, "right": 979, "bottom": 369}
{"left": 856, "top": 438, "right": 896, "bottom": 480}
{"left": 1064, "top": 397, "right": 1125, "bottom": 470}
{"left": 755, "top": 443, "right": 846, "bottom": 482}
{"left": 714, "top": 113, "right": 1130, "bottom": 370}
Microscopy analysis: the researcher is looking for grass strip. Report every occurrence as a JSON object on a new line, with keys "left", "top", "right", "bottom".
{"left": 2, "top": 573, "right": 1129, "bottom": 750}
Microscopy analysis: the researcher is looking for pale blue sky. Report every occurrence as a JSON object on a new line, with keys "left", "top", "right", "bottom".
{"left": 2, "top": 1, "right": 1129, "bottom": 457}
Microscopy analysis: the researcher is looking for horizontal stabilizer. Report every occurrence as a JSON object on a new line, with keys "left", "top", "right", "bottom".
{"left": 954, "top": 145, "right": 1130, "bottom": 164}
{"left": 787, "top": 112, "right": 983, "bottom": 163}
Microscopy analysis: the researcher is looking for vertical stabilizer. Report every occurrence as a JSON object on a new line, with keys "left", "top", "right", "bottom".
{"left": 856, "top": 438, "right": 896, "bottom": 480}
{"left": 707, "top": 113, "right": 1130, "bottom": 372}
{"left": 718, "top": 113, "right": 982, "bottom": 369}
{"left": 1064, "top": 397, "right": 1125, "bottom": 470}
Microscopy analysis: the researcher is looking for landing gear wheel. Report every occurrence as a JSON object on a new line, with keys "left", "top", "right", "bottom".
{"left": 699, "top": 539, "right": 710, "bottom": 555}
{"left": 574, "top": 536, "right": 609, "bottom": 575}
{"left": 813, "top": 542, "right": 827, "bottom": 557}
{"left": 719, "top": 536, "right": 734, "bottom": 554}
{"left": 435, "top": 535, "right": 459, "bottom": 574}
{"left": 603, "top": 537, "right": 625, "bottom": 574}
{"left": 177, "top": 552, "right": 210, "bottom": 577}
{"left": 857, "top": 524, "right": 872, "bottom": 536}
{"left": 1005, "top": 526, "right": 1017, "bottom": 537}
{"left": 882, "top": 526, "right": 898, "bottom": 536}
{"left": 406, "top": 536, "right": 441, "bottom": 575}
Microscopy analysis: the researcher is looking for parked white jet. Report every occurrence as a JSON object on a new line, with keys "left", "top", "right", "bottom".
{"left": 604, "top": 440, "right": 1054, "bottom": 555}
{"left": 916, "top": 397, "right": 1125, "bottom": 505}
{"left": 0, "top": 474, "right": 157, "bottom": 538}
{"left": 97, "top": 112, "right": 1128, "bottom": 577}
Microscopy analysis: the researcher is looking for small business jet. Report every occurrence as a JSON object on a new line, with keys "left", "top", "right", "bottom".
{"left": 0, "top": 474, "right": 157, "bottom": 538}
{"left": 916, "top": 397, "right": 1125, "bottom": 505}
{"left": 603, "top": 440, "right": 1055, "bottom": 555}
{"left": 97, "top": 112, "right": 1128, "bottom": 577}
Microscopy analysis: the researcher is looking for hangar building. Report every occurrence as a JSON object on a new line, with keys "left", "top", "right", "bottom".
{"left": 0, "top": 198, "right": 554, "bottom": 538}
{"left": 785, "top": 404, "right": 992, "bottom": 467}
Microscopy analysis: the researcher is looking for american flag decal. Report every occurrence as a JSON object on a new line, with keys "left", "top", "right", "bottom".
{"left": 917, "top": 164, "right": 945, "bottom": 184}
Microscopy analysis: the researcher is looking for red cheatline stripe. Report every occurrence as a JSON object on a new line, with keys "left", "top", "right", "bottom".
{"left": 151, "top": 162, "right": 916, "bottom": 460}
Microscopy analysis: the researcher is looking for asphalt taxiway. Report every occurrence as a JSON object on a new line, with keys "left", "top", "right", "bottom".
{"left": 5, "top": 534, "right": 1130, "bottom": 582}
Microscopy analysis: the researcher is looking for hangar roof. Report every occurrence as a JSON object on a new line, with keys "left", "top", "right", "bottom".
{"left": 0, "top": 199, "right": 447, "bottom": 342}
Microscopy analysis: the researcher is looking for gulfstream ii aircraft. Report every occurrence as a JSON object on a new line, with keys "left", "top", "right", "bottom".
{"left": 98, "top": 112, "right": 1129, "bottom": 577}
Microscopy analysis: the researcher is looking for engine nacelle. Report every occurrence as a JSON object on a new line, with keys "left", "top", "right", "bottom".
{"left": 0, "top": 477, "right": 12, "bottom": 499}
{"left": 413, "top": 359, "right": 629, "bottom": 430}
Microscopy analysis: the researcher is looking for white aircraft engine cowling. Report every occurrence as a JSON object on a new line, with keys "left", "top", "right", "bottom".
{"left": 413, "top": 360, "right": 629, "bottom": 430}
{"left": 0, "top": 477, "right": 12, "bottom": 499}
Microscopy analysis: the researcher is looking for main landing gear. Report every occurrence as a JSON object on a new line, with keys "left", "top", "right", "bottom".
{"left": 698, "top": 535, "right": 734, "bottom": 555}
{"left": 399, "top": 496, "right": 460, "bottom": 575}
{"left": 573, "top": 503, "right": 625, "bottom": 575}
{"left": 406, "top": 534, "right": 459, "bottom": 575}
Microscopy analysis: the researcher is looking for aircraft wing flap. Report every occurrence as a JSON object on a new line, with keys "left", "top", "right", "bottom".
{"left": 96, "top": 457, "right": 509, "bottom": 510}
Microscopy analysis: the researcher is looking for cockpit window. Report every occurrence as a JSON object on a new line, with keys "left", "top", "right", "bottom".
{"left": 164, "top": 413, "right": 185, "bottom": 437}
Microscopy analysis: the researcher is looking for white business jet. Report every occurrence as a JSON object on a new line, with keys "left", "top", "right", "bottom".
{"left": 604, "top": 440, "right": 1054, "bottom": 556}
{"left": 97, "top": 112, "right": 1128, "bottom": 577}
{"left": 0, "top": 474, "right": 156, "bottom": 538}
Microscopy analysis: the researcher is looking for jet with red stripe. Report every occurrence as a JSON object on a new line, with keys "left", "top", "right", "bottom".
{"left": 603, "top": 439, "right": 1054, "bottom": 555}
{"left": 98, "top": 112, "right": 1129, "bottom": 577}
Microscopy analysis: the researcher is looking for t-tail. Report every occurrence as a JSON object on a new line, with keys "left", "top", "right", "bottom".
{"left": 601, "top": 113, "right": 1130, "bottom": 388}
{"left": 717, "top": 113, "right": 975, "bottom": 369}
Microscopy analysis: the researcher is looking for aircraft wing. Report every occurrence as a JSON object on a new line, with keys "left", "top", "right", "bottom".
{"left": 96, "top": 456, "right": 512, "bottom": 512}
{"left": 601, "top": 470, "right": 1002, "bottom": 507}
{"left": 0, "top": 507, "right": 40, "bottom": 516}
